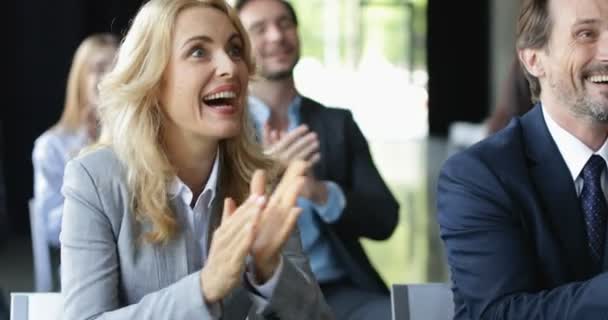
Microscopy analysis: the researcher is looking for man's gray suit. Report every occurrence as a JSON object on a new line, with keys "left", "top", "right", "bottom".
{"left": 60, "top": 147, "right": 333, "bottom": 319}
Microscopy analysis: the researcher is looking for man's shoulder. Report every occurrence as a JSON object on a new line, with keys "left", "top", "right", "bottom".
{"left": 444, "top": 118, "right": 528, "bottom": 177}
{"left": 300, "top": 96, "right": 353, "bottom": 119}
{"left": 437, "top": 119, "right": 534, "bottom": 223}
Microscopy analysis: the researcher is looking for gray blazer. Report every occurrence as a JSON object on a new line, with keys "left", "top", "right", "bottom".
{"left": 60, "top": 147, "right": 333, "bottom": 320}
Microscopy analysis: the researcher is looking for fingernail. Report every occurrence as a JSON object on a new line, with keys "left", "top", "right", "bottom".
{"left": 256, "top": 196, "right": 266, "bottom": 205}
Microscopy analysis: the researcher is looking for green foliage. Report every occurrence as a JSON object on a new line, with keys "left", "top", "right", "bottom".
{"left": 291, "top": 0, "right": 326, "bottom": 59}
{"left": 290, "top": 0, "right": 427, "bottom": 68}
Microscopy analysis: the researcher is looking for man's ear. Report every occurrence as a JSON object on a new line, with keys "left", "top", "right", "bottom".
{"left": 518, "top": 48, "right": 545, "bottom": 78}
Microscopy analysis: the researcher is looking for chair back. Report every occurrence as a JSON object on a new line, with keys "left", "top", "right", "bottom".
{"left": 391, "top": 283, "right": 455, "bottom": 320}
{"left": 28, "top": 199, "right": 53, "bottom": 292}
{"left": 10, "top": 292, "right": 62, "bottom": 320}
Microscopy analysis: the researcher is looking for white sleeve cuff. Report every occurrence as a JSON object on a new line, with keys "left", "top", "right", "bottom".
{"left": 246, "top": 256, "right": 284, "bottom": 298}
{"left": 245, "top": 256, "right": 284, "bottom": 313}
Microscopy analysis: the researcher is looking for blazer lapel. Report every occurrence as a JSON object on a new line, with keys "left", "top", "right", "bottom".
{"left": 521, "top": 105, "right": 595, "bottom": 278}
{"left": 222, "top": 287, "right": 252, "bottom": 320}
{"left": 151, "top": 204, "right": 189, "bottom": 286}
{"left": 299, "top": 97, "right": 328, "bottom": 178}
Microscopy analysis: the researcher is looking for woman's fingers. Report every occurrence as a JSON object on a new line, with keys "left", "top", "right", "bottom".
{"left": 207, "top": 194, "right": 266, "bottom": 279}
{"left": 226, "top": 218, "right": 256, "bottom": 265}
{"left": 280, "top": 176, "right": 306, "bottom": 207}
{"left": 250, "top": 169, "right": 266, "bottom": 197}
{"left": 222, "top": 197, "right": 236, "bottom": 221}
{"left": 223, "top": 195, "right": 264, "bottom": 232}
{"left": 284, "top": 132, "right": 319, "bottom": 161}
{"left": 269, "top": 125, "right": 309, "bottom": 154}
{"left": 274, "top": 207, "right": 302, "bottom": 247}
{"left": 268, "top": 160, "right": 308, "bottom": 208}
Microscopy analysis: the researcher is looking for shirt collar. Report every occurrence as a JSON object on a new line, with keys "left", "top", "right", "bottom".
{"left": 542, "top": 105, "right": 608, "bottom": 182}
{"left": 76, "top": 126, "right": 90, "bottom": 141}
{"left": 248, "top": 95, "right": 302, "bottom": 133}
{"left": 167, "top": 150, "right": 220, "bottom": 209}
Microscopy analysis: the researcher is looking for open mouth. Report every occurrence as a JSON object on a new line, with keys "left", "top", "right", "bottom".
{"left": 202, "top": 91, "right": 238, "bottom": 109}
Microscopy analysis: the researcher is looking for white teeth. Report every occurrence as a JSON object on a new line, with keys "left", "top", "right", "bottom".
{"left": 203, "top": 91, "right": 237, "bottom": 101}
{"left": 588, "top": 75, "right": 608, "bottom": 83}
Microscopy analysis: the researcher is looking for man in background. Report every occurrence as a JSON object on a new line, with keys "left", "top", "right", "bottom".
{"left": 236, "top": 0, "right": 400, "bottom": 318}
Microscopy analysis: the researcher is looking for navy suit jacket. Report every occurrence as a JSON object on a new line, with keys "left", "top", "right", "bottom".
{"left": 300, "top": 97, "right": 400, "bottom": 294}
{"left": 438, "top": 105, "right": 608, "bottom": 319}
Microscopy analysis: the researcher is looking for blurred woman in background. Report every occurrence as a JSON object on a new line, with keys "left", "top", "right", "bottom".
{"left": 32, "top": 33, "right": 118, "bottom": 249}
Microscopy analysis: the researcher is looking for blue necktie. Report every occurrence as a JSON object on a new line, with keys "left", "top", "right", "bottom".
{"left": 580, "top": 155, "right": 608, "bottom": 267}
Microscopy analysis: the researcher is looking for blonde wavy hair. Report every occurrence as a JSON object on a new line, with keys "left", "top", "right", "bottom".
{"left": 96, "top": 0, "right": 276, "bottom": 243}
{"left": 56, "top": 33, "right": 119, "bottom": 132}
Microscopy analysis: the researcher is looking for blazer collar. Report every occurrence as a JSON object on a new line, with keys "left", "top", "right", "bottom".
{"left": 299, "top": 97, "right": 328, "bottom": 178}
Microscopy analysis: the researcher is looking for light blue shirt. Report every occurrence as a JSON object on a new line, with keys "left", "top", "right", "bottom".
{"left": 249, "top": 95, "right": 347, "bottom": 283}
{"left": 32, "top": 127, "right": 90, "bottom": 248}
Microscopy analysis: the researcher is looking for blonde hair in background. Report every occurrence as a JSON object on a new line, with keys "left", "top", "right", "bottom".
{"left": 56, "top": 33, "right": 119, "bottom": 132}
{"left": 96, "top": 0, "right": 276, "bottom": 244}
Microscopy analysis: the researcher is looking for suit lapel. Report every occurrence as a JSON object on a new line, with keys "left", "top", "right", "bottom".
{"left": 603, "top": 227, "right": 608, "bottom": 271}
{"left": 299, "top": 97, "right": 328, "bottom": 178}
{"left": 521, "top": 106, "right": 595, "bottom": 278}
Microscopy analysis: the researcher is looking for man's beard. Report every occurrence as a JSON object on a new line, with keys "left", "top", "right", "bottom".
{"left": 259, "top": 54, "right": 299, "bottom": 81}
{"left": 572, "top": 92, "right": 608, "bottom": 122}
{"left": 550, "top": 65, "right": 608, "bottom": 123}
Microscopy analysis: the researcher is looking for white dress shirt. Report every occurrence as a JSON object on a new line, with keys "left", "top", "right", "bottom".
{"left": 167, "top": 152, "right": 283, "bottom": 317}
{"left": 542, "top": 107, "right": 608, "bottom": 198}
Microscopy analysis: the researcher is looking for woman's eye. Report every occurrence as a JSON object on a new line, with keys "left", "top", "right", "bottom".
{"left": 577, "top": 30, "right": 596, "bottom": 40}
{"left": 191, "top": 48, "right": 206, "bottom": 58}
{"left": 228, "top": 45, "right": 243, "bottom": 59}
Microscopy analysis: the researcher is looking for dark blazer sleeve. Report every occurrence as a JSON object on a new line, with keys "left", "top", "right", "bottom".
{"left": 437, "top": 151, "right": 608, "bottom": 320}
{"left": 330, "top": 111, "right": 399, "bottom": 241}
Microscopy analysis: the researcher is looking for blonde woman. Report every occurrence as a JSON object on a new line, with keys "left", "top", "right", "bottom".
{"left": 32, "top": 33, "right": 118, "bottom": 249}
{"left": 60, "top": 0, "right": 332, "bottom": 319}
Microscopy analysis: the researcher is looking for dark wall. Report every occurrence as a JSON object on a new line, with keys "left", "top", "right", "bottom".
{"left": 427, "top": 1, "right": 490, "bottom": 136}
{"left": 6, "top": 0, "right": 145, "bottom": 234}
{"left": 0, "top": 120, "right": 6, "bottom": 244}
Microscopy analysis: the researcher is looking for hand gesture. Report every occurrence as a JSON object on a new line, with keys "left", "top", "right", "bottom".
{"left": 249, "top": 161, "right": 308, "bottom": 283}
{"left": 263, "top": 124, "right": 320, "bottom": 167}
{"left": 200, "top": 187, "right": 266, "bottom": 303}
